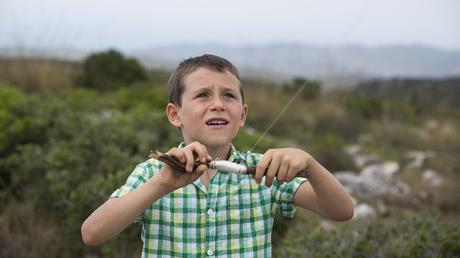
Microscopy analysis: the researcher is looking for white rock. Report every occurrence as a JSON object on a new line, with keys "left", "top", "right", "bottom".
{"left": 422, "top": 169, "right": 443, "bottom": 186}
{"left": 335, "top": 163, "right": 410, "bottom": 198}
{"left": 353, "top": 203, "right": 376, "bottom": 220}
{"left": 406, "top": 151, "right": 434, "bottom": 169}
{"left": 381, "top": 161, "right": 399, "bottom": 176}
{"left": 354, "top": 153, "right": 379, "bottom": 168}
{"left": 361, "top": 164, "right": 385, "bottom": 178}
{"left": 345, "top": 144, "right": 361, "bottom": 156}
{"left": 320, "top": 220, "right": 338, "bottom": 231}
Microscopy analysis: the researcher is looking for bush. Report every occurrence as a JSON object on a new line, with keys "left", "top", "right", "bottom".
{"left": 273, "top": 208, "right": 460, "bottom": 258}
{"left": 108, "top": 82, "right": 168, "bottom": 111}
{"left": 283, "top": 77, "right": 321, "bottom": 101}
{"left": 345, "top": 95, "right": 382, "bottom": 120}
{"left": 1, "top": 70, "right": 459, "bottom": 257}
{"left": 78, "top": 49, "right": 147, "bottom": 91}
{"left": 308, "top": 134, "right": 355, "bottom": 172}
{"left": 314, "top": 112, "right": 363, "bottom": 142}
{"left": 0, "top": 86, "right": 27, "bottom": 154}
{"left": 0, "top": 87, "right": 178, "bottom": 257}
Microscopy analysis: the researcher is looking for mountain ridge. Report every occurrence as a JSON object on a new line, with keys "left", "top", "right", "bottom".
{"left": 132, "top": 43, "right": 460, "bottom": 81}
{"left": 1, "top": 43, "right": 459, "bottom": 83}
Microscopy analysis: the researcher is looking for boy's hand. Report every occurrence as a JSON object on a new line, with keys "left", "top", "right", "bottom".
{"left": 155, "top": 142, "right": 212, "bottom": 191}
{"left": 254, "top": 148, "right": 311, "bottom": 187}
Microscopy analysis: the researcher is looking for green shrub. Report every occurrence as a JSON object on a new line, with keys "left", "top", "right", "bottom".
{"left": 382, "top": 99, "right": 418, "bottom": 123}
{"left": 78, "top": 49, "right": 147, "bottom": 91}
{"left": 1, "top": 68, "right": 459, "bottom": 258}
{"left": 108, "top": 82, "right": 168, "bottom": 111}
{"left": 345, "top": 95, "right": 382, "bottom": 120}
{"left": 314, "top": 112, "right": 363, "bottom": 142}
{"left": 273, "top": 209, "right": 460, "bottom": 258}
{"left": 0, "top": 87, "right": 179, "bottom": 257}
{"left": 308, "top": 134, "right": 355, "bottom": 172}
{"left": 0, "top": 86, "right": 27, "bottom": 153}
{"left": 283, "top": 77, "right": 321, "bottom": 101}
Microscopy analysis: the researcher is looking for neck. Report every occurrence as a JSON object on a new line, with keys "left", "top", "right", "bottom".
{"left": 206, "top": 145, "right": 231, "bottom": 160}
{"left": 186, "top": 142, "right": 230, "bottom": 188}
{"left": 183, "top": 141, "right": 231, "bottom": 160}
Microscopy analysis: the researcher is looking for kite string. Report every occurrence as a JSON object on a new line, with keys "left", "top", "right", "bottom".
{"left": 249, "top": 83, "right": 306, "bottom": 152}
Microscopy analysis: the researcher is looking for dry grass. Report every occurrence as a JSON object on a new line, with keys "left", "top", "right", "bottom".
{"left": 0, "top": 201, "right": 57, "bottom": 257}
{"left": 0, "top": 57, "right": 78, "bottom": 93}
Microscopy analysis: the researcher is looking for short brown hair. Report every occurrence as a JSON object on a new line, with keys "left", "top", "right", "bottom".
{"left": 167, "top": 54, "right": 244, "bottom": 106}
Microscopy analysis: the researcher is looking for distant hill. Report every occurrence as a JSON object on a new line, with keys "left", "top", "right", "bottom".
{"left": 132, "top": 43, "right": 460, "bottom": 82}
{"left": 355, "top": 77, "right": 460, "bottom": 108}
{"left": 2, "top": 43, "right": 460, "bottom": 84}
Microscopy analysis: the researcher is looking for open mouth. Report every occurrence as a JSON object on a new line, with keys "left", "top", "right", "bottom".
{"left": 206, "top": 118, "right": 229, "bottom": 127}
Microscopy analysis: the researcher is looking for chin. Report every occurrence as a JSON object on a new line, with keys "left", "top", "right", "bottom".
{"left": 186, "top": 130, "right": 238, "bottom": 148}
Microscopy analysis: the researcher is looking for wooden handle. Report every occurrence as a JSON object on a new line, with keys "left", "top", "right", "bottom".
{"left": 149, "top": 151, "right": 188, "bottom": 173}
{"left": 149, "top": 151, "right": 308, "bottom": 179}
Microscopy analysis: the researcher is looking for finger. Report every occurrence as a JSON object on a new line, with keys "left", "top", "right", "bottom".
{"left": 192, "top": 143, "right": 208, "bottom": 163}
{"left": 194, "top": 163, "right": 207, "bottom": 174}
{"left": 183, "top": 149, "right": 195, "bottom": 172}
{"left": 265, "top": 156, "right": 281, "bottom": 187}
{"left": 199, "top": 144, "right": 212, "bottom": 161}
{"left": 255, "top": 152, "right": 271, "bottom": 184}
{"left": 167, "top": 148, "right": 185, "bottom": 163}
{"left": 285, "top": 165, "right": 298, "bottom": 182}
{"left": 277, "top": 160, "right": 289, "bottom": 184}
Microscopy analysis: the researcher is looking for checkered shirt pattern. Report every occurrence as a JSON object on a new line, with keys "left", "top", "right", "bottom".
{"left": 111, "top": 144, "right": 307, "bottom": 257}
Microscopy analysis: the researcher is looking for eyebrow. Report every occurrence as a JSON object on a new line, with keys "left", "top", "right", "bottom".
{"left": 192, "top": 85, "right": 238, "bottom": 93}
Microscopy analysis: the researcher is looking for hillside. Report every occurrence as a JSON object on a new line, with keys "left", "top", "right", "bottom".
{"left": 2, "top": 43, "right": 460, "bottom": 82}
{"left": 133, "top": 43, "right": 460, "bottom": 80}
{"left": 0, "top": 54, "right": 459, "bottom": 257}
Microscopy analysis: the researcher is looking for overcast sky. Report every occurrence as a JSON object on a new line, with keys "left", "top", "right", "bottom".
{"left": 1, "top": 0, "right": 459, "bottom": 51}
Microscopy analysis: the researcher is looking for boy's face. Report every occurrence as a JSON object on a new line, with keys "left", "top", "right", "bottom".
{"left": 167, "top": 67, "right": 248, "bottom": 150}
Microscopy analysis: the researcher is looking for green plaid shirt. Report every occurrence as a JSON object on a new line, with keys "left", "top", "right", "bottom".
{"left": 111, "top": 144, "right": 306, "bottom": 257}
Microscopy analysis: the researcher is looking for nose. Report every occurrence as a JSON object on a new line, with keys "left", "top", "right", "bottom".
{"left": 210, "top": 96, "right": 225, "bottom": 111}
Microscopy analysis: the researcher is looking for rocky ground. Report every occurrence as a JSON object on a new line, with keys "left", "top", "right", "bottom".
{"left": 333, "top": 143, "right": 443, "bottom": 222}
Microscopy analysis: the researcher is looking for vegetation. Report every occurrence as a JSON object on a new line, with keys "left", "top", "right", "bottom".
{"left": 0, "top": 52, "right": 459, "bottom": 257}
{"left": 78, "top": 49, "right": 147, "bottom": 91}
{"left": 283, "top": 77, "right": 321, "bottom": 101}
{"left": 274, "top": 208, "right": 460, "bottom": 258}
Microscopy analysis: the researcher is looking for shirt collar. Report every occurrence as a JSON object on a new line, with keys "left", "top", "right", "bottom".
{"left": 227, "top": 144, "right": 246, "bottom": 164}
{"left": 177, "top": 142, "right": 247, "bottom": 194}
{"left": 177, "top": 142, "right": 245, "bottom": 164}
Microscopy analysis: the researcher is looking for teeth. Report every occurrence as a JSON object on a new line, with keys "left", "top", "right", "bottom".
{"left": 207, "top": 120, "right": 227, "bottom": 125}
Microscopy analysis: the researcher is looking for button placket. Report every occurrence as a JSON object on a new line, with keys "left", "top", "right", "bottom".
{"left": 205, "top": 174, "right": 218, "bottom": 257}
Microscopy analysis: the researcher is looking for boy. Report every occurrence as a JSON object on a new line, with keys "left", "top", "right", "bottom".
{"left": 81, "top": 54, "right": 353, "bottom": 257}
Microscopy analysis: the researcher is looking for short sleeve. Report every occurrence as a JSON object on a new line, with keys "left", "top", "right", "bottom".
{"left": 110, "top": 159, "right": 162, "bottom": 222}
{"left": 270, "top": 177, "right": 307, "bottom": 218}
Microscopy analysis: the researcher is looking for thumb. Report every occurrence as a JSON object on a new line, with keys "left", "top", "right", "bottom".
{"left": 195, "top": 164, "right": 208, "bottom": 174}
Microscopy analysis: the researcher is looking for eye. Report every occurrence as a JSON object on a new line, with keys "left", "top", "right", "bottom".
{"left": 196, "top": 92, "right": 209, "bottom": 99}
{"left": 223, "top": 92, "right": 236, "bottom": 100}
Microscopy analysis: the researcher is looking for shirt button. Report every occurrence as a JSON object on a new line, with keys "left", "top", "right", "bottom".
{"left": 207, "top": 208, "right": 214, "bottom": 216}
{"left": 207, "top": 249, "right": 214, "bottom": 256}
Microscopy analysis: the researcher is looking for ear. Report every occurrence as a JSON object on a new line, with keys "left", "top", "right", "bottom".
{"left": 166, "top": 103, "right": 182, "bottom": 128}
{"left": 239, "top": 104, "right": 248, "bottom": 127}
